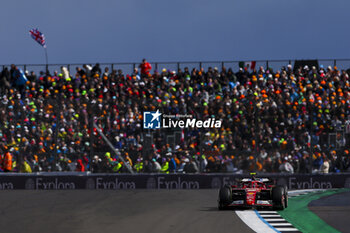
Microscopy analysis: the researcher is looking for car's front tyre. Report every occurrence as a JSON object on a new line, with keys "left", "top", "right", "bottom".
{"left": 218, "top": 185, "right": 232, "bottom": 210}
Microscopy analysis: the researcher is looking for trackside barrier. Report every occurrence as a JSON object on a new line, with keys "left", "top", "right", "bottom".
{"left": 0, "top": 173, "right": 349, "bottom": 190}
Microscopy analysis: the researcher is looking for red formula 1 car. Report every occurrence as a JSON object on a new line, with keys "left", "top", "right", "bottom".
{"left": 218, "top": 176, "right": 288, "bottom": 210}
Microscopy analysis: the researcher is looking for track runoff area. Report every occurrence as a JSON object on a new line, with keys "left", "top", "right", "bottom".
{"left": 0, "top": 189, "right": 348, "bottom": 233}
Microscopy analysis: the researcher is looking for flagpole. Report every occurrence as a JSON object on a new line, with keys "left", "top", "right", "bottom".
{"left": 44, "top": 47, "right": 48, "bottom": 73}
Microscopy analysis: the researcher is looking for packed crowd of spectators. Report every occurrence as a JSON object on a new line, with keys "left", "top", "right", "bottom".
{"left": 0, "top": 59, "right": 349, "bottom": 174}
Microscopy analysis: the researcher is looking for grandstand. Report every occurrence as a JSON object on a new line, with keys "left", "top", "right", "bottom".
{"left": 0, "top": 59, "right": 349, "bottom": 174}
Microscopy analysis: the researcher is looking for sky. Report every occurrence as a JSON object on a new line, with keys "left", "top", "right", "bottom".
{"left": 1, "top": 0, "right": 349, "bottom": 67}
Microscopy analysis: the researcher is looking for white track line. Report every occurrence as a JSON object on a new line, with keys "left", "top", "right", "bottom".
{"left": 274, "top": 228, "right": 300, "bottom": 231}
{"left": 259, "top": 216, "right": 280, "bottom": 218}
{"left": 258, "top": 211, "right": 277, "bottom": 214}
{"left": 269, "top": 223, "right": 293, "bottom": 226}
{"left": 264, "top": 218, "right": 287, "bottom": 222}
{"left": 288, "top": 189, "right": 324, "bottom": 196}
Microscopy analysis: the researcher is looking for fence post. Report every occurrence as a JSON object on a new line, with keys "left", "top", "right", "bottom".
{"left": 89, "top": 110, "right": 94, "bottom": 172}
{"left": 155, "top": 63, "right": 158, "bottom": 71}
{"left": 67, "top": 64, "right": 70, "bottom": 73}
{"left": 221, "top": 62, "right": 224, "bottom": 70}
{"left": 334, "top": 59, "right": 336, "bottom": 67}
{"left": 199, "top": 62, "right": 202, "bottom": 70}
{"left": 309, "top": 101, "right": 313, "bottom": 174}
{"left": 24, "top": 65, "right": 26, "bottom": 72}
{"left": 266, "top": 61, "right": 269, "bottom": 69}
{"left": 19, "top": 99, "right": 25, "bottom": 172}
{"left": 177, "top": 62, "right": 180, "bottom": 71}
{"left": 133, "top": 63, "right": 136, "bottom": 71}
{"left": 289, "top": 60, "right": 291, "bottom": 65}
{"left": 111, "top": 64, "right": 114, "bottom": 71}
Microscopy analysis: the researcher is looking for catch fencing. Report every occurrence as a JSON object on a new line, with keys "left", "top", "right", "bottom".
{"left": 2, "top": 59, "right": 350, "bottom": 76}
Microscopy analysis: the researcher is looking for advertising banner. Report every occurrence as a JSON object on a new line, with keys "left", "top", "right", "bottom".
{"left": 0, "top": 173, "right": 349, "bottom": 190}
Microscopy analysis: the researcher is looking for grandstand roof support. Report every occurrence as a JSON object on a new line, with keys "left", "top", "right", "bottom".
{"left": 93, "top": 122, "right": 134, "bottom": 174}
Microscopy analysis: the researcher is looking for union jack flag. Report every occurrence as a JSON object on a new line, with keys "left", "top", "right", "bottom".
{"left": 29, "top": 28, "right": 46, "bottom": 48}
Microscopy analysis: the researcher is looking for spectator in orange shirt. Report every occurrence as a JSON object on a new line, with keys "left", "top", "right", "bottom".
{"left": 3, "top": 152, "right": 12, "bottom": 172}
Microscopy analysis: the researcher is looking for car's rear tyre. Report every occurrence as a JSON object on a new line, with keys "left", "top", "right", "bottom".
{"left": 218, "top": 185, "right": 232, "bottom": 210}
{"left": 272, "top": 186, "right": 285, "bottom": 210}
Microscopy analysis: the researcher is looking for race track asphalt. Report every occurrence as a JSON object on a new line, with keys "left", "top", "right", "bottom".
{"left": 309, "top": 190, "right": 350, "bottom": 233}
{"left": 0, "top": 190, "right": 254, "bottom": 233}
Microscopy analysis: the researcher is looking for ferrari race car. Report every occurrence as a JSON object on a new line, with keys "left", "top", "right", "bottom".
{"left": 218, "top": 176, "right": 288, "bottom": 210}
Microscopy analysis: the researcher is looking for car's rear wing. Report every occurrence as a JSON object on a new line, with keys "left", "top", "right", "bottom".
{"left": 241, "top": 178, "right": 270, "bottom": 183}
